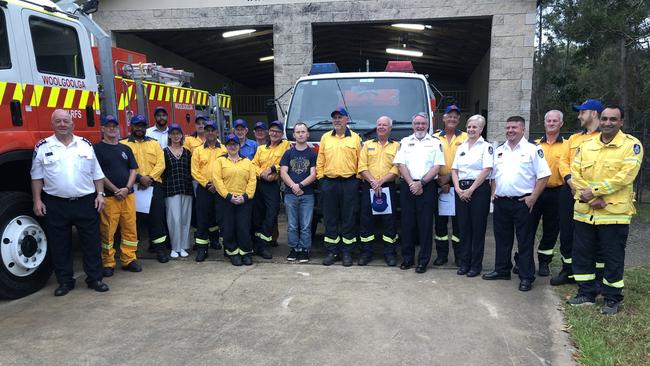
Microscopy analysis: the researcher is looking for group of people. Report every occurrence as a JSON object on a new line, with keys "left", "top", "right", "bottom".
{"left": 31, "top": 99, "right": 642, "bottom": 315}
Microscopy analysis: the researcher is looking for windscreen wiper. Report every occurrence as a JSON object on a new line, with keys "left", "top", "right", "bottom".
{"left": 362, "top": 121, "right": 411, "bottom": 138}
{"left": 306, "top": 119, "right": 356, "bottom": 130}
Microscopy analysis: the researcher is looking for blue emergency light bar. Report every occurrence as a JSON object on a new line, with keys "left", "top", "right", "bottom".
{"left": 309, "top": 63, "right": 340, "bottom": 75}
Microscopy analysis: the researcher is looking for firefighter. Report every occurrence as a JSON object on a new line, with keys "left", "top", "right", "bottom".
{"left": 316, "top": 107, "right": 362, "bottom": 267}
{"left": 527, "top": 110, "right": 568, "bottom": 277}
{"left": 552, "top": 99, "right": 603, "bottom": 286}
{"left": 567, "top": 106, "right": 642, "bottom": 315}
{"left": 212, "top": 133, "right": 257, "bottom": 266}
{"left": 31, "top": 109, "right": 109, "bottom": 296}
{"left": 432, "top": 104, "right": 467, "bottom": 266}
{"left": 394, "top": 112, "right": 445, "bottom": 274}
{"left": 94, "top": 115, "right": 141, "bottom": 276}
{"left": 121, "top": 114, "right": 169, "bottom": 263}
{"left": 357, "top": 116, "right": 400, "bottom": 266}
{"left": 233, "top": 118, "right": 258, "bottom": 160}
{"left": 483, "top": 116, "right": 550, "bottom": 292}
{"left": 251, "top": 121, "right": 290, "bottom": 259}
{"left": 146, "top": 106, "right": 170, "bottom": 149}
{"left": 191, "top": 120, "right": 226, "bottom": 261}
{"left": 184, "top": 113, "right": 208, "bottom": 152}
{"left": 253, "top": 121, "right": 270, "bottom": 145}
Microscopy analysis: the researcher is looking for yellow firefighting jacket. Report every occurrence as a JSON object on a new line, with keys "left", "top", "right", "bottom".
{"left": 433, "top": 129, "right": 468, "bottom": 177}
{"left": 571, "top": 131, "right": 643, "bottom": 225}
{"left": 251, "top": 140, "right": 290, "bottom": 180}
{"left": 316, "top": 128, "right": 362, "bottom": 180}
{"left": 534, "top": 135, "right": 568, "bottom": 188}
{"left": 191, "top": 141, "right": 226, "bottom": 188}
{"left": 121, "top": 136, "right": 165, "bottom": 183}
{"left": 212, "top": 155, "right": 257, "bottom": 201}
{"left": 357, "top": 139, "right": 400, "bottom": 181}
{"left": 559, "top": 129, "right": 599, "bottom": 183}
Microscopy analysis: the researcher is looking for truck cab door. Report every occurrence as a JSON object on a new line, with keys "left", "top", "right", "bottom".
{"left": 20, "top": 8, "right": 99, "bottom": 142}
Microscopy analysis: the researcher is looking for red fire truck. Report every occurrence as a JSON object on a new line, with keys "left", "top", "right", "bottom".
{"left": 0, "top": 0, "right": 230, "bottom": 298}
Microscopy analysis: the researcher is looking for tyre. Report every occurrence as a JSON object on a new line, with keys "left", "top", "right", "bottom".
{"left": 0, "top": 192, "right": 52, "bottom": 299}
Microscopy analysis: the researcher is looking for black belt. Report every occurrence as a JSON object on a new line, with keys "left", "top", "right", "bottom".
{"left": 496, "top": 193, "right": 531, "bottom": 200}
{"left": 324, "top": 176, "right": 355, "bottom": 181}
{"left": 43, "top": 192, "right": 94, "bottom": 202}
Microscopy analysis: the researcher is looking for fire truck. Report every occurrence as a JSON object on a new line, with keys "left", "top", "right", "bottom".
{"left": 0, "top": 0, "right": 231, "bottom": 298}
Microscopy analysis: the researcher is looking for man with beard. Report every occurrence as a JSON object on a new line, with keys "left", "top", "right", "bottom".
{"left": 146, "top": 106, "right": 170, "bottom": 149}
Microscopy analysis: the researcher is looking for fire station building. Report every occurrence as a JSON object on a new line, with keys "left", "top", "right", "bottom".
{"left": 93, "top": 0, "right": 537, "bottom": 140}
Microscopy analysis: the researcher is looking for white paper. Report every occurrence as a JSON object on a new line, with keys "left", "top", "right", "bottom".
{"left": 370, "top": 187, "right": 392, "bottom": 215}
{"left": 134, "top": 184, "right": 154, "bottom": 214}
{"left": 438, "top": 187, "right": 456, "bottom": 216}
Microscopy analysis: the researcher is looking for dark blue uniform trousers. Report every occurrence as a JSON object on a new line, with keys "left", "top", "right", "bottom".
{"left": 493, "top": 197, "right": 536, "bottom": 281}
{"left": 400, "top": 180, "right": 435, "bottom": 266}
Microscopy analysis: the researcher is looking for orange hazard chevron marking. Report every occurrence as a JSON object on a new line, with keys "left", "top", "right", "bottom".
{"left": 0, "top": 81, "right": 97, "bottom": 109}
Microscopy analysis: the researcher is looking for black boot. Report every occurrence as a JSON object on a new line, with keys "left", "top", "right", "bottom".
{"left": 538, "top": 261, "right": 551, "bottom": 277}
{"left": 550, "top": 266, "right": 575, "bottom": 286}
{"left": 195, "top": 246, "right": 208, "bottom": 262}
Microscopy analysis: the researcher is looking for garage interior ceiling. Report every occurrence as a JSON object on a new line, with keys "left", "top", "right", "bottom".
{"left": 124, "top": 17, "right": 491, "bottom": 90}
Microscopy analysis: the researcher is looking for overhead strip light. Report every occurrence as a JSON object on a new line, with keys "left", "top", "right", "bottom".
{"left": 386, "top": 48, "right": 423, "bottom": 57}
{"left": 222, "top": 29, "right": 256, "bottom": 38}
{"left": 259, "top": 56, "right": 274, "bottom": 62}
{"left": 391, "top": 24, "right": 429, "bottom": 31}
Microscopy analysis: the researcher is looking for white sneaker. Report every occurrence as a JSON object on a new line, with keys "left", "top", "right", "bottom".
{"left": 170, "top": 250, "right": 179, "bottom": 259}
{"left": 179, "top": 249, "right": 189, "bottom": 258}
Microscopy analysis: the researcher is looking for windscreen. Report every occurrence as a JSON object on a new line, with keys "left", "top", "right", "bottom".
{"left": 286, "top": 77, "right": 428, "bottom": 132}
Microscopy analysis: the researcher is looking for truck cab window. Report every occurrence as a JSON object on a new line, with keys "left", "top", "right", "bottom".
{"left": 0, "top": 11, "right": 10, "bottom": 69}
{"left": 29, "top": 17, "right": 84, "bottom": 78}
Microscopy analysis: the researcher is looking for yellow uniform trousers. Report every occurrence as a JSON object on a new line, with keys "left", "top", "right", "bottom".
{"left": 100, "top": 194, "right": 139, "bottom": 268}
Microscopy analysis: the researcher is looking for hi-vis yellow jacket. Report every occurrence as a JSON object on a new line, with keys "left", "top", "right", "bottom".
{"left": 251, "top": 140, "right": 290, "bottom": 180}
{"left": 191, "top": 142, "right": 226, "bottom": 188}
{"left": 571, "top": 131, "right": 643, "bottom": 225}
{"left": 121, "top": 136, "right": 165, "bottom": 183}
{"left": 212, "top": 155, "right": 257, "bottom": 201}
{"left": 316, "top": 128, "right": 362, "bottom": 180}
{"left": 433, "top": 129, "right": 468, "bottom": 177}
{"left": 559, "top": 129, "right": 599, "bottom": 183}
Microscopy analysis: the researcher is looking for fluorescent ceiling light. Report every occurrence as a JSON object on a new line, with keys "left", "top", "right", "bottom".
{"left": 386, "top": 48, "right": 423, "bottom": 57}
{"left": 222, "top": 29, "right": 256, "bottom": 38}
{"left": 259, "top": 55, "right": 274, "bottom": 62}
{"left": 391, "top": 24, "right": 428, "bottom": 31}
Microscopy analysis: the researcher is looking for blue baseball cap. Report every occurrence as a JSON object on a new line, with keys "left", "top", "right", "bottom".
{"left": 331, "top": 107, "right": 349, "bottom": 117}
{"left": 233, "top": 119, "right": 247, "bottom": 129}
{"left": 224, "top": 133, "right": 240, "bottom": 145}
{"left": 168, "top": 123, "right": 183, "bottom": 134}
{"left": 444, "top": 104, "right": 461, "bottom": 114}
{"left": 269, "top": 120, "right": 284, "bottom": 130}
{"left": 573, "top": 99, "right": 604, "bottom": 113}
{"left": 195, "top": 113, "right": 208, "bottom": 122}
{"left": 203, "top": 120, "right": 217, "bottom": 130}
{"left": 130, "top": 114, "right": 147, "bottom": 126}
{"left": 253, "top": 121, "right": 268, "bottom": 130}
{"left": 153, "top": 106, "right": 168, "bottom": 115}
{"left": 101, "top": 115, "right": 118, "bottom": 126}
{"left": 371, "top": 191, "right": 389, "bottom": 212}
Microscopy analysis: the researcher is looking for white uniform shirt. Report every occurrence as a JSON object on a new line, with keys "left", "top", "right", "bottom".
{"left": 393, "top": 133, "right": 446, "bottom": 180}
{"left": 30, "top": 135, "right": 104, "bottom": 198}
{"left": 452, "top": 137, "right": 494, "bottom": 180}
{"left": 146, "top": 126, "right": 169, "bottom": 149}
{"left": 493, "top": 138, "right": 551, "bottom": 197}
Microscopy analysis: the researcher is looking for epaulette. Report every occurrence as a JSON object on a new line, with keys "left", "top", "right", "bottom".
{"left": 35, "top": 139, "right": 47, "bottom": 149}
{"left": 625, "top": 134, "right": 641, "bottom": 143}
{"left": 497, "top": 142, "right": 506, "bottom": 148}
{"left": 81, "top": 137, "right": 93, "bottom": 146}
{"left": 430, "top": 134, "right": 440, "bottom": 140}
{"left": 145, "top": 136, "right": 156, "bottom": 141}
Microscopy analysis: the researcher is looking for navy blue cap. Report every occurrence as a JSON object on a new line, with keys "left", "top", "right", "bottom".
{"left": 130, "top": 114, "right": 147, "bottom": 126}
{"left": 203, "top": 120, "right": 217, "bottom": 129}
{"left": 168, "top": 123, "right": 183, "bottom": 134}
{"left": 224, "top": 133, "right": 240, "bottom": 145}
{"left": 269, "top": 120, "right": 284, "bottom": 130}
{"left": 371, "top": 191, "right": 389, "bottom": 212}
{"left": 101, "top": 115, "right": 118, "bottom": 126}
{"left": 195, "top": 113, "right": 208, "bottom": 122}
{"left": 573, "top": 99, "right": 604, "bottom": 113}
{"left": 331, "top": 107, "right": 349, "bottom": 117}
{"left": 253, "top": 121, "right": 268, "bottom": 130}
{"left": 444, "top": 104, "right": 461, "bottom": 114}
{"left": 233, "top": 119, "right": 247, "bottom": 129}
{"left": 153, "top": 106, "right": 167, "bottom": 115}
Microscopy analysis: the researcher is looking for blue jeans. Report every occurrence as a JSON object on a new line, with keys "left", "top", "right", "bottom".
{"left": 284, "top": 193, "right": 314, "bottom": 252}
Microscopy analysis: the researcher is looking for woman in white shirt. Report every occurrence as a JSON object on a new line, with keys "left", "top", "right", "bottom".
{"left": 451, "top": 115, "right": 494, "bottom": 277}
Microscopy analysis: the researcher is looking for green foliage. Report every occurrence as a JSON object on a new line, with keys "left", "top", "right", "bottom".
{"left": 532, "top": 0, "right": 650, "bottom": 131}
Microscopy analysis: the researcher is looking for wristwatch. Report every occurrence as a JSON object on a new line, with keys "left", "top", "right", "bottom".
{"left": 97, "top": 192, "right": 106, "bottom": 197}
{"left": 298, "top": 182, "right": 304, "bottom": 189}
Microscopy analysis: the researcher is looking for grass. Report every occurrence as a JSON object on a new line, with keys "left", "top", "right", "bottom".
{"left": 554, "top": 266, "right": 650, "bottom": 366}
